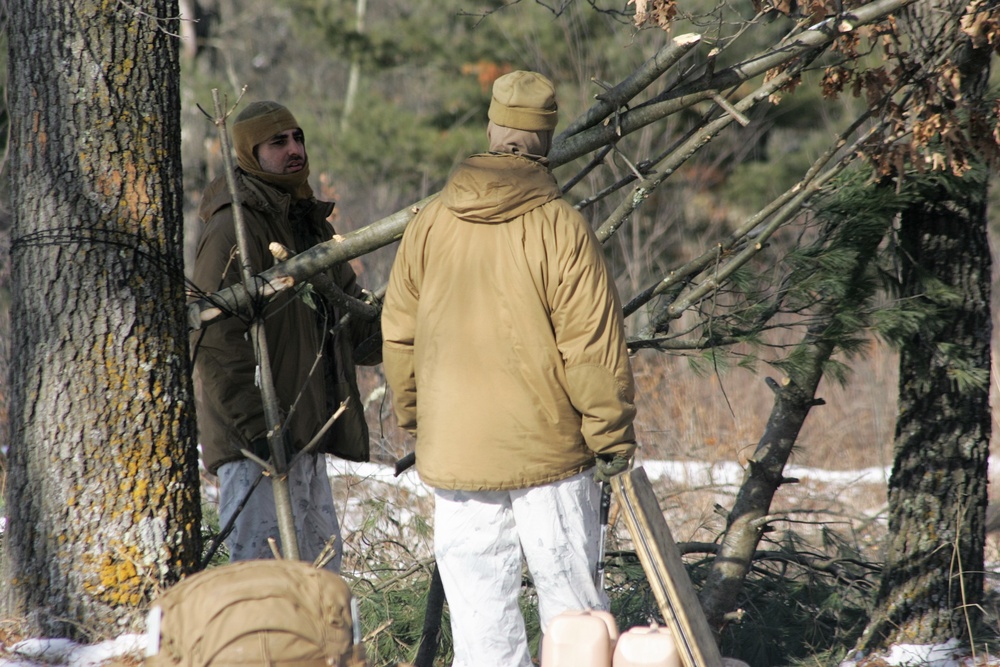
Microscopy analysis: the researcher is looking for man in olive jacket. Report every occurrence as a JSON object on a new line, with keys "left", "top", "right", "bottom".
{"left": 382, "top": 72, "right": 637, "bottom": 665}
{"left": 191, "top": 101, "right": 378, "bottom": 573}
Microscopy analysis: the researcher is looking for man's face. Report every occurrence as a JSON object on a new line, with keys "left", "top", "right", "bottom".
{"left": 255, "top": 128, "right": 307, "bottom": 175}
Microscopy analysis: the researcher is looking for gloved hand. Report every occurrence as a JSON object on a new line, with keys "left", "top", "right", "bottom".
{"left": 594, "top": 454, "right": 630, "bottom": 482}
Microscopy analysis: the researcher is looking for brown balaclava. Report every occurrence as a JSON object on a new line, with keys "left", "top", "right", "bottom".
{"left": 487, "top": 70, "right": 558, "bottom": 159}
{"left": 232, "top": 101, "right": 313, "bottom": 200}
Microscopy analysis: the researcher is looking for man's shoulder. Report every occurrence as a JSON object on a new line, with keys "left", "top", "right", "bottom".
{"left": 199, "top": 175, "right": 233, "bottom": 223}
{"left": 406, "top": 194, "right": 448, "bottom": 228}
{"left": 198, "top": 177, "right": 278, "bottom": 246}
{"left": 200, "top": 170, "right": 285, "bottom": 222}
{"left": 535, "top": 195, "right": 589, "bottom": 226}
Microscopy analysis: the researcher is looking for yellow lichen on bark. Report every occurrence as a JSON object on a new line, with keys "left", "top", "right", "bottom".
{"left": 90, "top": 549, "right": 144, "bottom": 607}
{"left": 116, "top": 59, "right": 135, "bottom": 88}
{"left": 100, "top": 333, "right": 129, "bottom": 391}
{"left": 132, "top": 476, "right": 149, "bottom": 501}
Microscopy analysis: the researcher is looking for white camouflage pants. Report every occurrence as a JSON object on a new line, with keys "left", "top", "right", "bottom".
{"left": 217, "top": 453, "right": 343, "bottom": 573}
{"left": 434, "top": 470, "right": 607, "bottom": 667}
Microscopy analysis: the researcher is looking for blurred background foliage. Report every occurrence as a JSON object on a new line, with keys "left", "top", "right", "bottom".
{"left": 176, "top": 0, "right": 870, "bottom": 292}
{"left": 181, "top": 0, "right": 674, "bottom": 285}
{"left": 2, "top": 3, "right": 1000, "bottom": 663}
{"left": 2, "top": 0, "right": 998, "bottom": 482}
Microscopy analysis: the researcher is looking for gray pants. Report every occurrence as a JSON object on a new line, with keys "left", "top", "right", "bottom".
{"left": 217, "top": 453, "right": 343, "bottom": 573}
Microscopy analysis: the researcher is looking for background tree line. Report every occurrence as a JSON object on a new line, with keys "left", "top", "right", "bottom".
{"left": 1, "top": 0, "right": 999, "bottom": 664}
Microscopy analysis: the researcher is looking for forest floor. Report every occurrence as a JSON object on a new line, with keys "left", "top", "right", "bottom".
{"left": 1, "top": 453, "right": 998, "bottom": 666}
{"left": 2, "top": 343, "right": 999, "bottom": 665}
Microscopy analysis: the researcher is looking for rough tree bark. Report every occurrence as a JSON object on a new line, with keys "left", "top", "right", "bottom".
{"left": 859, "top": 0, "right": 994, "bottom": 648}
{"left": 5, "top": 0, "right": 201, "bottom": 637}
{"left": 861, "top": 174, "right": 992, "bottom": 648}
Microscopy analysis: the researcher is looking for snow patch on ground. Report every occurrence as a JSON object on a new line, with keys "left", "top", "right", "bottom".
{"left": 2, "top": 634, "right": 147, "bottom": 666}
{"left": 332, "top": 456, "right": 897, "bottom": 493}
{"left": 839, "top": 639, "right": 1000, "bottom": 666}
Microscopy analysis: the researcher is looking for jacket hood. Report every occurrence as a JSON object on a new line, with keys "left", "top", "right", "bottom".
{"left": 198, "top": 170, "right": 333, "bottom": 224}
{"left": 440, "top": 152, "right": 561, "bottom": 224}
{"left": 198, "top": 174, "right": 234, "bottom": 223}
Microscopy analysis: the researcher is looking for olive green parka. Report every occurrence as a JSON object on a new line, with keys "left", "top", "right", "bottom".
{"left": 382, "top": 152, "right": 636, "bottom": 491}
{"left": 192, "top": 170, "right": 378, "bottom": 474}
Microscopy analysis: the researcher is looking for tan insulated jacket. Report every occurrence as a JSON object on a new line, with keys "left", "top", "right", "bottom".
{"left": 382, "top": 152, "right": 636, "bottom": 491}
{"left": 191, "top": 170, "right": 379, "bottom": 474}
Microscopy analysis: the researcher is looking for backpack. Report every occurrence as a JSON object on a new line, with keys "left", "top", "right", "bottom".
{"left": 144, "top": 559, "right": 366, "bottom": 667}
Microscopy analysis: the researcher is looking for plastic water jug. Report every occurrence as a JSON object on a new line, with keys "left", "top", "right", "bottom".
{"left": 541, "top": 609, "right": 619, "bottom": 667}
{"left": 612, "top": 622, "right": 680, "bottom": 667}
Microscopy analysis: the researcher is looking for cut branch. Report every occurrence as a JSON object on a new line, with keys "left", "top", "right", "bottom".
{"left": 595, "top": 53, "right": 817, "bottom": 245}
{"left": 188, "top": 196, "right": 434, "bottom": 330}
{"left": 269, "top": 242, "right": 380, "bottom": 322}
{"left": 555, "top": 32, "right": 702, "bottom": 141}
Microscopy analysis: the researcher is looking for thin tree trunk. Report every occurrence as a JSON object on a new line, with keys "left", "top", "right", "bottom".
{"left": 699, "top": 194, "right": 891, "bottom": 628}
{"left": 5, "top": 0, "right": 200, "bottom": 637}
{"left": 340, "top": 0, "right": 367, "bottom": 134}
{"left": 698, "top": 362, "right": 830, "bottom": 629}
{"left": 209, "top": 89, "right": 299, "bottom": 560}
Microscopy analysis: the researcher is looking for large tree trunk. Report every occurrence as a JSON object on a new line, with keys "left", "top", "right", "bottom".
{"left": 5, "top": 0, "right": 201, "bottom": 637}
{"left": 861, "top": 173, "right": 992, "bottom": 648}
{"left": 859, "top": 0, "right": 994, "bottom": 648}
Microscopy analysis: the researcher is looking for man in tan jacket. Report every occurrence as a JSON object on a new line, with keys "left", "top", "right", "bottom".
{"left": 382, "top": 71, "right": 637, "bottom": 665}
{"left": 191, "top": 101, "right": 378, "bottom": 573}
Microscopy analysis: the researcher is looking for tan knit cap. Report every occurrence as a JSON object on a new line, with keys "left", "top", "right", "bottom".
{"left": 488, "top": 71, "right": 558, "bottom": 131}
{"left": 232, "top": 101, "right": 312, "bottom": 199}
{"left": 233, "top": 101, "right": 300, "bottom": 170}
